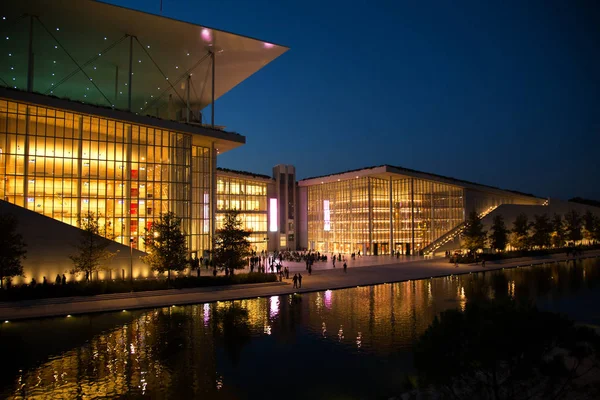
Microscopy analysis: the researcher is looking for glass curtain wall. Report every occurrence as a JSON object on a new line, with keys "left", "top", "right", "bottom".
{"left": 0, "top": 98, "right": 211, "bottom": 253}
{"left": 215, "top": 175, "right": 268, "bottom": 252}
{"left": 307, "top": 176, "right": 464, "bottom": 255}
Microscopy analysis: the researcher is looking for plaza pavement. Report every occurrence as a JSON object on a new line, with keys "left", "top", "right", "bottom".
{"left": 1, "top": 250, "right": 599, "bottom": 321}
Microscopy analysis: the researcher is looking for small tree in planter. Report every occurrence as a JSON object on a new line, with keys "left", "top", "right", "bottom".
{"left": 531, "top": 214, "right": 552, "bottom": 249}
{"left": 463, "top": 211, "right": 486, "bottom": 255}
{"left": 143, "top": 212, "right": 188, "bottom": 281}
{"left": 0, "top": 214, "right": 27, "bottom": 288}
{"left": 214, "top": 210, "right": 251, "bottom": 275}
{"left": 564, "top": 210, "right": 583, "bottom": 245}
{"left": 551, "top": 213, "right": 566, "bottom": 248}
{"left": 69, "top": 212, "right": 116, "bottom": 281}
{"left": 489, "top": 215, "right": 509, "bottom": 252}
{"left": 511, "top": 213, "right": 531, "bottom": 251}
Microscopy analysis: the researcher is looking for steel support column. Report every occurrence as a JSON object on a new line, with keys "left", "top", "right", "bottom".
{"left": 389, "top": 177, "right": 393, "bottom": 255}
{"left": 27, "top": 15, "right": 34, "bottom": 92}
{"left": 186, "top": 75, "right": 191, "bottom": 123}
{"left": 430, "top": 181, "right": 434, "bottom": 250}
{"left": 23, "top": 107, "right": 31, "bottom": 207}
{"left": 411, "top": 178, "right": 415, "bottom": 256}
{"left": 114, "top": 65, "right": 119, "bottom": 103}
{"left": 76, "top": 116, "right": 83, "bottom": 220}
{"left": 210, "top": 142, "right": 217, "bottom": 254}
{"left": 127, "top": 36, "right": 133, "bottom": 111}
{"left": 211, "top": 50, "right": 215, "bottom": 127}
{"left": 368, "top": 178, "right": 372, "bottom": 255}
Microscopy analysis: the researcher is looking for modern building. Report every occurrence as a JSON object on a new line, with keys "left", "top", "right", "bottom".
{"left": 273, "top": 164, "right": 297, "bottom": 250}
{"left": 1, "top": 1, "right": 599, "bottom": 286}
{"left": 216, "top": 168, "right": 273, "bottom": 253}
{"left": 215, "top": 165, "right": 298, "bottom": 253}
{"left": 297, "top": 165, "right": 547, "bottom": 256}
{"left": 0, "top": 0, "right": 287, "bottom": 282}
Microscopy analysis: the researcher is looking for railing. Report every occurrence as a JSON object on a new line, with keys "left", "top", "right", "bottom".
{"left": 422, "top": 205, "right": 499, "bottom": 256}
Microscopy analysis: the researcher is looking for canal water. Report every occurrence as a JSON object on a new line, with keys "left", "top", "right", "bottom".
{"left": 0, "top": 258, "right": 599, "bottom": 399}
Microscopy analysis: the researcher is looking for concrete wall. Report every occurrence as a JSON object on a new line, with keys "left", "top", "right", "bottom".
{"left": 298, "top": 186, "right": 308, "bottom": 250}
{"left": 0, "top": 200, "right": 151, "bottom": 284}
{"left": 464, "top": 187, "right": 545, "bottom": 216}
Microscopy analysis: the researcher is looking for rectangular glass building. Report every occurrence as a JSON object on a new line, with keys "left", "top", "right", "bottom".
{"left": 216, "top": 168, "right": 273, "bottom": 253}
{"left": 0, "top": 90, "right": 243, "bottom": 254}
{"left": 298, "top": 165, "right": 545, "bottom": 256}
{"left": 0, "top": 0, "right": 288, "bottom": 281}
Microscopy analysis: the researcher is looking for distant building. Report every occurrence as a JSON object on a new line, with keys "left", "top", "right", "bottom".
{"left": 297, "top": 165, "right": 546, "bottom": 256}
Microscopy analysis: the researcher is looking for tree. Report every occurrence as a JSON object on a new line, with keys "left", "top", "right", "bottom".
{"left": 489, "top": 215, "right": 509, "bottom": 252}
{"left": 564, "top": 210, "right": 583, "bottom": 244}
{"left": 0, "top": 214, "right": 27, "bottom": 288}
{"left": 214, "top": 210, "right": 251, "bottom": 274}
{"left": 511, "top": 213, "right": 531, "bottom": 251}
{"left": 551, "top": 214, "right": 566, "bottom": 248}
{"left": 143, "top": 212, "right": 189, "bottom": 281}
{"left": 69, "top": 212, "right": 116, "bottom": 281}
{"left": 582, "top": 210, "right": 598, "bottom": 244}
{"left": 414, "top": 299, "right": 600, "bottom": 400}
{"left": 530, "top": 214, "right": 552, "bottom": 249}
{"left": 463, "top": 211, "right": 486, "bottom": 254}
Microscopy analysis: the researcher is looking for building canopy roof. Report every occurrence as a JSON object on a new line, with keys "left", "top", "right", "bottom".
{"left": 0, "top": 0, "right": 288, "bottom": 118}
{"left": 299, "top": 164, "right": 543, "bottom": 200}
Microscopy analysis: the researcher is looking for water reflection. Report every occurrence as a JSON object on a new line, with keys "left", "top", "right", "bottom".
{"left": 1, "top": 258, "right": 599, "bottom": 399}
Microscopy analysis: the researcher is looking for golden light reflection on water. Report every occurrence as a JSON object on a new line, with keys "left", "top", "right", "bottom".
{"left": 1, "top": 259, "right": 598, "bottom": 399}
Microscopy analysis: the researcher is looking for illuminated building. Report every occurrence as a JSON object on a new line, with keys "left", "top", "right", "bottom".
{"left": 0, "top": 0, "right": 287, "bottom": 281}
{"left": 298, "top": 165, "right": 546, "bottom": 255}
{"left": 216, "top": 168, "right": 273, "bottom": 253}
{"left": 215, "top": 165, "right": 297, "bottom": 253}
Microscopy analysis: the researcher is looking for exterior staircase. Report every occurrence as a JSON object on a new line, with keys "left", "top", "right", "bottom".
{"left": 422, "top": 205, "right": 499, "bottom": 256}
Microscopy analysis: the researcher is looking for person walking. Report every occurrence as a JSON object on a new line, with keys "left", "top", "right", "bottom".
{"left": 308, "top": 264, "right": 312, "bottom": 275}
{"left": 292, "top": 274, "right": 298, "bottom": 288}
{"left": 62, "top": 274, "right": 67, "bottom": 285}
{"left": 298, "top": 273, "right": 303, "bottom": 288}
{"left": 333, "top": 257, "right": 336, "bottom": 268}
{"left": 343, "top": 262, "right": 347, "bottom": 273}
{"left": 55, "top": 274, "right": 61, "bottom": 285}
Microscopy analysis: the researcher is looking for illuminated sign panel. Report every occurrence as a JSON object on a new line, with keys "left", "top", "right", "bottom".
{"left": 324, "top": 200, "right": 330, "bottom": 231}
{"left": 269, "top": 198, "right": 278, "bottom": 232}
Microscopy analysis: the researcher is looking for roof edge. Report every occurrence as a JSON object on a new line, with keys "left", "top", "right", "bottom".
{"left": 298, "top": 164, "right": 544, "bottom": 199}
{"left": 0, "top": 87, "right": 245, "bottom": 144}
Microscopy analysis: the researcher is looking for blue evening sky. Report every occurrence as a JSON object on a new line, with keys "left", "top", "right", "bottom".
{"left": 106, "top": 0, "right": 600, "bottom": 200}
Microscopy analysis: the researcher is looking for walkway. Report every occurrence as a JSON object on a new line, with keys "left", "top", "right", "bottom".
{"left": 1, "top": 250, "right": 599, "bottom": 321}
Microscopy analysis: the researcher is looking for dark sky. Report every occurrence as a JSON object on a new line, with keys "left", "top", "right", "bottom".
{"left": 107, "top": 0, "right": 600, "bottom": 200}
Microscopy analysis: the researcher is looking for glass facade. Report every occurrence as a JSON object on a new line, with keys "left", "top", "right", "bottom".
{"left": 0, "top": 98, "right": 213, "bottom": 252}
{"left": 216, "top": 174, "right": 269, "bottom": 252}
{"left": 307, "top": 176, "right": 464, "bottom": 255}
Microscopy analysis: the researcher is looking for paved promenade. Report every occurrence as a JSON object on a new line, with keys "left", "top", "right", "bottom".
{"left": 1, "top": 250, "right": 599, "bottom": 321}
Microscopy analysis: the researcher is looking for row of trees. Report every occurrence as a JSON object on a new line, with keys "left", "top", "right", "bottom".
{"left": 464, "top": 209, "right": 600, "bottom": 253}
{"left": 71, "top": 209, "right": 252, "bottom": 282}
{"left": 0, "top": 209, "right": 252, "bottom": 287}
